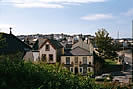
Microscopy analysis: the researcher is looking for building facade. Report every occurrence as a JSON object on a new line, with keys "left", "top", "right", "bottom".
{"left": 24, "top": 38, "right": 64, "bottom": 63}
{"left": 61, "top": 39, "right": 94, "bottom": 75}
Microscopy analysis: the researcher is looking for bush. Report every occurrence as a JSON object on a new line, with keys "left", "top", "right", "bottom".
{"left": 0, "top": 58, "right": 130, "bottom": 89}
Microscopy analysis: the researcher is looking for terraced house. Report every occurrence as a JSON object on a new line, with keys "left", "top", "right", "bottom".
{"left": 61, "top": 39, "right": 94, "bottom": 75}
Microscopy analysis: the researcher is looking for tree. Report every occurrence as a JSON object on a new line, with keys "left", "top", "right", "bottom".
{"left": 95, "top": 28, "right": 117, "bottom": 59}
{"left": 0, "top": 34, "right": 6, "bottom": 49}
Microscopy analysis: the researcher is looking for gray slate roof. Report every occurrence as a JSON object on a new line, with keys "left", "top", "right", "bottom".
{"left": 0, "top": 33, "right": 31, "bottom": 54}
{"left": 33, "top": 38, "right": 63, "bottom": 50}
{"left": 23, "top": 51, "right": 34, "bottom": 61}
{"left": 49, "top": 39, "right": 63, "bottom": 49}
{"left": 64, "top": 46, "right": 92, "bottom": 56}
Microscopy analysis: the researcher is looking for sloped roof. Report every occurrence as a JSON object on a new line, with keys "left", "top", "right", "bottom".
{"left": 23, "top": 51, "right": 34, "bottom": 61}
{"left": 0, "top": 33, "right": 32, "bottom": 54}
{"left": 32, "top": 38, "right": 47, "bottom": 50}
{"left": 33, "top": 38, "right": 63, "bottom": 50}
{"left": 49, "top": 39, "right": 63, "bottom": 49}
{"left": 39, "top": 39, "right": 63, "bottom": 49}
{"left": 64, "top": 46, "right": 92, "bottom": 56}
{"left": 72, "top": 39, "right": 94, "bottom": 54}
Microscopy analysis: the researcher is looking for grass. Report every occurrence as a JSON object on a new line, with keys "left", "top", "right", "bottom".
{"left": 104, "top": 59, "right": 117, "bottom": 65}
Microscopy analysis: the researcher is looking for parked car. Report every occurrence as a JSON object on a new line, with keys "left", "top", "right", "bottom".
{"left": 95, "top": 73, "right": 112, "bottom": 81}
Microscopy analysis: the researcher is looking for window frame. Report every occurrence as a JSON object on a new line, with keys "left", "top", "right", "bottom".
{"left": 87, "top": 67, "right": 91, "bottom": 72}
{"left": 75, "top": 56, "right": 78, "bottom": 64}
{"left": 49, "top": 54, "right": 53, "bottom": 61}
{"left": 79, "top": 67, "right": 83, "bottom": 73}
{"left": 42, "top": 54, "right": 46, "bottom": 61}
{"left": 70, "top": 67, "right": 73, "bottom": 73}
{"left": 45, "top": 44, "right": 50, "bottom": 51}
{"left": 83, "top": 57, "right": 87, "bottom": 64}
{"left": 66, "top": 57, "right": 70, "bottom": 64}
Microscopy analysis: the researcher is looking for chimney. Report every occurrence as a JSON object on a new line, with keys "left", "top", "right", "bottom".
{"left": 9, "top": 27, "right": 12, "bottom": 34}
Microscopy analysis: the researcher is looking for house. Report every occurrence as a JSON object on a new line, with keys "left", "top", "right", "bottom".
{"left": 0, "top": 32, "right": 31, "bottom": 59}
{"left": 24, "top": 38, "right": 64, "bottom": 63}
{"left": 61, "top": 38, "right": 94, "bottom": 75}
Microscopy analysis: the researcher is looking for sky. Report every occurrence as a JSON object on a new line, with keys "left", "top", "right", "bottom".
{"left": 0, "top": 0, "right": 133, "bottom": 38}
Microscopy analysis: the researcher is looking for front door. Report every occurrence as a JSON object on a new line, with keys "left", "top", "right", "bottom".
{"left": 75, "top": 67, "right": 78, "bottom": 74}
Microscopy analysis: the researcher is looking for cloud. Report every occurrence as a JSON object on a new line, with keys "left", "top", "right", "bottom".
{"left": 81, "top": 14, "right": 113, "bottom": 21}
{"left": 14, "top": 3, "right": 64, "bottom": 8}
{"left": 123, "top": 8, "right": 133, "bottom": 16}
{"left": 0, "top": 24, "right": 16, "bottom": 33}
{"left": 40, "top": 0, "right": 106, "bottom": 3}
{"left": 0, "top": 24, "right": 16, "bottom": 28}
{"left": 1, "top": 0, "right": 106, "bottom": 8}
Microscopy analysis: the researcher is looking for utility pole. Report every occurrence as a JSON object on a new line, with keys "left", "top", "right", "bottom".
{"left": 131, "top": 20, "right": 133, "bottom": 82}
{"left": 117, "top": 30, "right": 119, "bottom": 40}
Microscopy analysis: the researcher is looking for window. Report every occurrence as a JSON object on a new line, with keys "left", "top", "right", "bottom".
{"left": 83, "top": 57, "right": 87, "bottom": 64}
{"left": 70, "top": 67, "right": 73, "bottom": 72}
{"left": 87, "top": 67, "right": 91, "bottom": 72}
{"left": 89, "top": 62, "right": 91, "bottom": 65}
{"left": 49, "top": 54, "right": 53, "bottom": 61}
{"left": 79, "top": 67, "right": 83, "bottom": 73}
{"left": 75, "top": 57, "right": 78, "bottom": 64}
{"left": 66, "top": 57, "right": 70, "bottom": 64}
{"left": 42, "top": 54, "right": 46, "bottom": 61}
{"left": 45, "top": 44, "right": 50, "bottom": 51}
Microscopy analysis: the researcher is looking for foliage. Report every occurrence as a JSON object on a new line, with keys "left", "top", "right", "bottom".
{"left": 0, "top": 58, "right": 130, "bottom": 89}
{"left": 94, "top": 52, "right": 105, "bottom": 75}
{"left": 105, "top": 59, "right": 117, "bottom": 65}
{"left": 0, "top": 51, "right": 24, "bottom": 60}
{"left": 0, "top": 34, "right": 6, "bottom": 49}
{"left": 95, "top": 29, "right": 118, "bottom": 59}
{"left": 103, "top": 59, "right": 122, "bottom": 73}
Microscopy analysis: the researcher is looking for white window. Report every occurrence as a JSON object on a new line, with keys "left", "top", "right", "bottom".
{"left": 79, "top": 67, "right": 83, "bottom": 73}
{"left": 70, "top": 67, "right": 73, "bottom": 72}
{"left": 83, "top": 57, "right": 87, "bottom": 64}
{"left": 66, "top": 57, "right": 70, "bottom": 64}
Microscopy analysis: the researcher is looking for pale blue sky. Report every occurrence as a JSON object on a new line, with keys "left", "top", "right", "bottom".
{"left": 0, "top": 0, "right": 133, "bottom": 38}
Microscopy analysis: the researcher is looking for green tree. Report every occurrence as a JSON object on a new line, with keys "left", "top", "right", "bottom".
{"left": 95, "top": 28, "right": 117, "bottom": 59}
{"left": 0, "top": 34, "right": 6, "bottom": 49}
{"left": 0, "top": 58, "right": 130, "bottom": 89}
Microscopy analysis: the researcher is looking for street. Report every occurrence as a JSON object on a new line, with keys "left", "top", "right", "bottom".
{"left": 113, "top": 49, "right": 132, "bottom": 84}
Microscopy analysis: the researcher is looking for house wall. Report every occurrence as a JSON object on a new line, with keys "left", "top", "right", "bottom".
{"left": 39, "top": 42, "right": 56, "bottom": 63}
{"left": 33, "top": 51, "right": 39, "bottom": 61}
{"left": 61, "top": 56, "right": 94, "bottom": 74}
{"left": 56, "top": 48, "right": 64, "bottom": 62}
{"left": 61, "top": 56, "right": 93, "bottom": 65}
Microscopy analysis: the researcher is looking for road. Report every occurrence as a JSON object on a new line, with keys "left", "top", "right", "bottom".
{"left": 113, "top": 49, "right": 132, "bottom": 84}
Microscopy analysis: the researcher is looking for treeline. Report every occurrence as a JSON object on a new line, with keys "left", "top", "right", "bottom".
{"left": 0, "top": 58, "right": 130, "bottom": 89}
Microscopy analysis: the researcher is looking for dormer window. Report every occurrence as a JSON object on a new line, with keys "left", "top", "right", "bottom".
{"left": 45, "top": 44, "right": 50, "bottom": 51}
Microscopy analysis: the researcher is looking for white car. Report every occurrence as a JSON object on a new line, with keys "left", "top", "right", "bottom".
{"left": 95, "top": 74, "right": 111, "bottom": 81}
